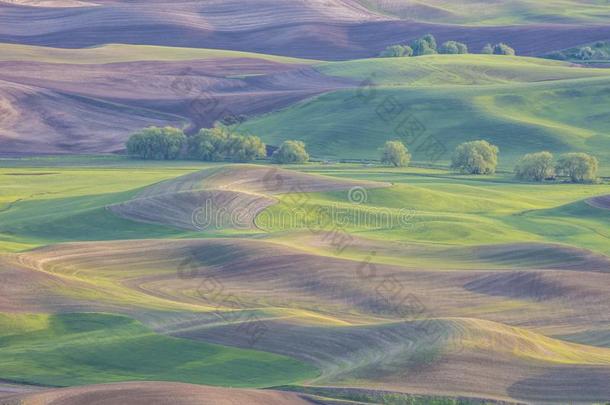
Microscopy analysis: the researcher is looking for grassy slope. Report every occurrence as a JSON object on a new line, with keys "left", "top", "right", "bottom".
{"left": 259, "top": 166, "right": 610, "bottom": 256}
{"left": 1, "top": 161, "right": 609, "bottom": 401}
{"left": 2, "top": 162, "right": 609, "bottom": 257}
{"left": 0, "top": 43, "right": 318, "bottom": 64}
{"left": 0, "top": 164, "right": 243, "bottom": 251}
{"left": 357, "top": 0, "right": 610, "bottom": 25}
{"left": 239, "top": 55, "right": 610, "bottom": 170}
{"left": 0, "top": 312, "right": 317, "bottom": 387}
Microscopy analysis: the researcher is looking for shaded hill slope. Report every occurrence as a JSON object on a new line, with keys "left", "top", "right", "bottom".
{"left": 2, "top": 1, "right": 610, "bottom": 59}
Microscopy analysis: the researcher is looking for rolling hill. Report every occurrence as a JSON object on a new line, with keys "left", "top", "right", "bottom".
{"left": 1, "top": 162, "right": 609, "bottom": 403}
{"left": 239, "top": 55, "right": 610, "bottom": 169}
{"left": 2, "top": 1, "right": 610, "bottom": 60}
{"left": 357, "top": 0, "right": 610, "bottom": 25}
{"left": 0, "top": 44, "right": 349, "bottom": 155}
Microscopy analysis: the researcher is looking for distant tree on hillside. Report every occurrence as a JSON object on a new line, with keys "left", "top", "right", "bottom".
{"left": 381, "top": 140, "right": 411, "bottom": 167}
{"left": 379, "top": 44, "right": 413, "bottom": 57}
{"left": 439, "top": 41, "right": 468, "bottom": 54}
{"left": 493, "top": 43, "right": 516, "bottom": 56}
{"left": 411, "top": 34, "right": 437, "bottom": 56}
{"left": 555, "top": 153, "right": 599, "bottom": 183}
{"left": 451, "top": 140, "right": 499, "bottom": 175}
{"left": 226, "top": 133, "right": 266, "bottom": 162}
{"left": 188, "top": 126, "right": 230, "bottom": 161}
{"left": 272, "top": 140, "right": 309, "bottom": 164}
{"left": 188, "top": 125, "right": 265, "bottom": 162}
{"left": 514, "top": 151, "right": 555, "bottom": 181}
{"left": 481, "top": 43, "right": 494, "bottom": 54}
{"left": 578, "top": 46, "right": 594, "bottom": 60}
{"left": 126, "top": 126, "right": 186, "bottom": 160}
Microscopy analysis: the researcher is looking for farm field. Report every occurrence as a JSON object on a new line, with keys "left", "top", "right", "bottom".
{"left": 240, "top": 56, "right": 610, "bottom": 170}
{"left": 0, "top": 160, "right": 609, "bottom": 404}
{"left": 2, "top": 1, "right": 610, "bottom": 404}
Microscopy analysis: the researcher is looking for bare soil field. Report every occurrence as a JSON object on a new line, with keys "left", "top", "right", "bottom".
{"left": 8, "top": 235, "right": 609, "bottom": 402}
{"left": 108, "top": 165, "right": 389, "bottom": 230}
{"left": 587, "top": 194, "right": 610, "bottom": 210}
{"left": 0, "top": 59, "right": 353, "bottom": 154}
{"left": 2, "top": 1, "right": 610, "bottom": 59}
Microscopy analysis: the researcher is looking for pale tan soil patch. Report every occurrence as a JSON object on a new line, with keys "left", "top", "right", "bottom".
{"left": 108, "top": 165, "right": 389, "bottom": 230}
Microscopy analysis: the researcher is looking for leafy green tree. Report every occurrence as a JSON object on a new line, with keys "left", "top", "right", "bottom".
{"left": 379, "top": 44, "right": 413, "bottom": 57}
{"left": 188, "top": 126, "right": 230, "bottom": 161}
{"left": 272, "top": 140, "right": 309, "bottom": 164}
{"left": 381, "top": 140, "right": 411, "bottom": 167}
{"left": 493, "top": 43, "right": 516, "bottom": 56}
{"left": 412, "top": 34, "right": 437, "bottom": 56}
{"left": 481, "top": 43, "right": 494, "bottom": 54}
{"left": 188, "top": 126, "right": 265, "bottom": 162}
{"left": 126, "top": 126, "right": 186, "bottom": 160}
{"left": 421, "top": 34, "right": 437, "bottom": 50}
{"left": 226, "top": 134, "right": 266, "bottom": 162}
{"left": 578, "top": 46, "right": 594, "bottom": 60}
{"left": 555, "top": 153, "right": 599, "bottom": 183}
{"left": 514, "top": 151, "right": 555, "bottom": 181}
{"left": 439, "top": 41, "right": 468, "bottom": 54}
{"left": 450, "top": 140, "right": 499, "bottom": 174}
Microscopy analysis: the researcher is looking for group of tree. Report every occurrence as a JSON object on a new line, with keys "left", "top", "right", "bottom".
{"left": 126, "top": 125, "right": 309, "bottom": 164}
{"left": 515, "top": 151, "right": 599, "bottom": 183}
{"left": 379, "top": 34, "right": 516, "bottom": 58}
{"left": 481, "top": 43, "right": 516, "bottom": 56}
{"left": 187, "top": 125, "right": 266, "bottom": 162}
{"left": 271, "top": 140, "right": 310, "bottom": 164}
{"left": 381, "top": 138, "right": 600, "bottom": 183}
{"left": 546, "top": 41, "right": 610, "bottom": 62}
{"left": 379, "top": 34, "right": 468, "bottom": 58}
{"left": 126, "top": 126, "right": 187, "bottom": 160}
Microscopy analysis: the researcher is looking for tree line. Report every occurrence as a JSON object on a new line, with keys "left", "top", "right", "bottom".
{"left": 126, "top": 126, "right": 309, "bottom": 164}
{"left": 127, "top": 126, "right": 600, "bottom": 183}
{"left": 379, "top": 34, "right": 515, "bottom": 58}
{"left": 380, "top": 139, "right": 599, "bottom": 183}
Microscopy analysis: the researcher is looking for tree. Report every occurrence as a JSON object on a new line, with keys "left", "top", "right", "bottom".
{"left": 226, "top": 134, "right": 266, "bottom": 162}
{"left": 439, "top": 41, "right": 468, "bottom": 54}
{"left": 272, "top": 140, "right": 309, "bottom": 164}
{"left": 188, "top": 125, "right": 265, "bottom": 162}
{"left": 481, "top": 43, "right": 494, "bottom": 54}
{"left": 188, "top": 126, "right": 230, "bottom": 161}
{"left": 411, "top": 34, "right": 437, "bottom": 56}
{"left": 578, "top": 46, "right": 594, "bottom": 60}
{"left": 450, "top": 140, "right": 499, "bottom": 174}
{"left": 126, "top": 126, "right": 186, "bottom": 160}
{"left": 381, "top": 140, "right": 411, "bottom": 167}
{"left": 493, "top": 43, "right": 516, "bottom": 56}
{"left": 379, "top": 44, "right": 413, "bottom": 57}
{"left": 514, "top": 151, "right": 555, "bottom": 181}
{"left": 421, "top": 34, "right": 437, "bottom": 51}
{"left": 555, "top": 153, "right": 599, "bottom": 183}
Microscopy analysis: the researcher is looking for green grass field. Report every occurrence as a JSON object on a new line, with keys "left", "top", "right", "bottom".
{"left": 356, "top": 0, "right": 610, "bottom": 25}
{"left": 1, "top": 159, "right": 609, "bottom": 402}
{"left": 239, "top": 56, "right": 610, "bottom": 171}
{"left": 0, "top": 43, "right": 318, "bottom": 65}
{"left": 0, "top": 312, "right": 317, "bottom": 387}
{"left": 259, "top": 166, "right": 610, "bottom": 256}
